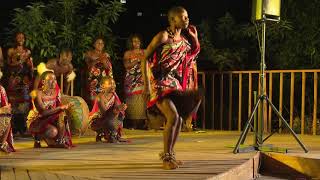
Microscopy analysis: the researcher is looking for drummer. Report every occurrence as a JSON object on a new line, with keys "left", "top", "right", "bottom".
{"left": 46, "top": 49, "right": 76, "bottom": 94}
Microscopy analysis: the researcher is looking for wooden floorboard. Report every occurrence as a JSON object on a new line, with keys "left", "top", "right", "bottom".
{"left": 0, "top": 130, "right": 318, "bottom": 180}
{"left": 1, "top": 167, "right": 15, "bottom": 180}
{"left": 14, "top": 168, "right": 30, "bottom": 180}
{"left": 43, "top": 172, "right": 60, "bottom": 180}
{"left": 27, "top": 170, "right": 46, "bottom": 180}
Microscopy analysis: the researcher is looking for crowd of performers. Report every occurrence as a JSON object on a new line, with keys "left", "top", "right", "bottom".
{"left": 0, "top": 6, "right": 201, "bottom": 170}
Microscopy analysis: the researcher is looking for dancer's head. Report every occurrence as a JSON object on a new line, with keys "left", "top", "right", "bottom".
{"left": 93, "top": 37, "right": 105, "bottom": 52}
{"left": 127, "top": 34, "right": 143, "bottom": 50}
{"left": 59, "top": 49, "right": 72, "bottom": 66}
{"left": 100, "top": 76, "right": 116, "bottom": 93}
{"left": 37, "top": 63, "right": 56, "bottom": 90}
{"left": 41, "top": 71, "right": 56, "bottom": 90}
{"left": 15, "top": 32, "right": 26, "bottom": 46}
{"left": 167, "top": 6, "right": 189, "bottom": 29}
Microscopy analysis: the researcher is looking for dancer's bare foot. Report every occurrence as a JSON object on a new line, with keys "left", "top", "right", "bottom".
{"left": 96, "top": 133, "right": 103, "bottom": 142}
{"left": 160, "top": 152, "right": 179, "bottom": 170}
{"left": 163, "top": 160, "right": 179, "bottom": 170}
{"left": 0, "top": 142, "right": 12, "bottom": 153}
{"left": 33, "top": 141, "right": 41, "bottom": 148}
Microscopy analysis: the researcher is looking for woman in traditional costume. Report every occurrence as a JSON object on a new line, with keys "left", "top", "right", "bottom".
{"left": 142, "top": 6, "right": 202, "bottom": 169}
{"left": 7, "top": 32, "right": 34, "bottom": 136}
{"left": 0, "top": 69, "right": 15, "bottom": 153}
{"left": 123, "top": 34, "right": 147, "bottom": 129}
{"left": 89, "top": 76, "right": 127, "bottom": 143}
{"left": 85, "top": 37, "right": 113, "bottom": 108}
{"left": 27, "top": 63, "right": 73, "bottom": 148}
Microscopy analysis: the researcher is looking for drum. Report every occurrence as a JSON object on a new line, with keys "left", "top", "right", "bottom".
{"left": 61, "top": 95, "right": 89, "bottom": 135}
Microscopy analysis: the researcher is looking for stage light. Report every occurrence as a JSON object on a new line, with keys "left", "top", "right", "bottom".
{"left": 252, "top": 0, "right": 281, "bottom": 21}
{"left": 120, "top": 0, "right": 126, "bottom": 4}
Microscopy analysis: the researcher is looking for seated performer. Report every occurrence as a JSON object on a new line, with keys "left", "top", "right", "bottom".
{"left": 46, "top": 49, "right": 76, "bottom": 94}
{"left": 89, "top": 76, "right": 127, "bottom": 143}
{"left": 0, "top": 69, "right": 15, "bottom": 153}
{"left": 27, "top": 63, "right": 73, "bottom": 148}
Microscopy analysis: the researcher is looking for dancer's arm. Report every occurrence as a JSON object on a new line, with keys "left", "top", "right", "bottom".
{"left": 187, "top": 25, "right": 200, "bottom": 54}
{"left": 123, "top": 51, "right": 139, "bottom": 70}
{"left": 34, "top": 91, "right": 68, "bottom": 117}
{"left": 141, "top": 31, "right": 168, "bottom": 98}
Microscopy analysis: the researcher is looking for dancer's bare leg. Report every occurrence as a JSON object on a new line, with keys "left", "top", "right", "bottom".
{"left": 43, "top": 124, "right": 64, "bottom": 148}
{"left": 173, "top": 99, "right": 202, "bottom": 160}
{"left": 156, "top": 98, "right": 180, "bottom": 170}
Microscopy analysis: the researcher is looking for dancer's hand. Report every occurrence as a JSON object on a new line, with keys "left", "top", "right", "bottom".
{"left": 2, "top": 104, "right": 11, "bottom": 114}
{"left": 187, "top": 25, "right": 198, "bottom": 40}
{"left": 61, "top": 103, "right": 73, "bottom": 110}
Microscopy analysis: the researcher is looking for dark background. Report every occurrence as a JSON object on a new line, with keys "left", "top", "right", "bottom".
{"left": 0, "top": 0, "right": 252, "bottom": 44}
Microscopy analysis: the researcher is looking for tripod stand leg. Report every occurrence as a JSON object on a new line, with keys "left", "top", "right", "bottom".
{"left": 233, "top": 98, "right": 261, "bottom": 154}
{"left": 265, "top": 97, "right": 308, "bottom": 153}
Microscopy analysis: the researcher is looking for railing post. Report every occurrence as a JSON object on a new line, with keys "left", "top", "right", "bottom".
{"left": 268, "top": 72, "right": 273, "bottom": 133}
{"left": 279, "top": 72, "right": 283, "bottom": 133}
{"left": 313, "top": 72, "right": 318, "bottom": 135}
{"left": 290, "top": 72, "right": 295, "bottom": 129}
{"left": 212, "top": 74, "right": 215, "bottom": 130}
{"left": 220, "top": 74, "right": 224, "bottom": 130}
{"left": 228, "top": 73, "right": 232, "bottom": 130}
{"left": 238, "top": 73, "right": 242, "bottom": 131}
{"left": 301, "top": 72, "right": 306, "bottom": 135}
{"left": 248, "top": 73, "right": 252, "bottom": 131}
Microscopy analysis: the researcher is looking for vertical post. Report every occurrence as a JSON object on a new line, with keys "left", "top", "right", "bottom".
{"left": 71, "top": 80, "right": 74, "bottom": 96}
{"left": 290, "top": 72, "right": 295, "bottom": 128}
{"left": 268, "top": 72, "right": 273, "bottom": 132}
{"left": 258, "top": 18, "right": 266, "bottom": 145}
{"left": 212, "top": 74, "right": 215, "bottom": 130}
{"left": 263, "top": 71, "right": 268, "bottom": 133}
{"left": 220, "top": 74, "right": 224, "bottom": 130}
{"left": 313, "top": 72, "right": 318, "bottom": 135}
{"left": 301, "top": 72, "right": 306, "bottom": 135}
{"left": 229, "top": 73, "right": 233, "bottom": 130}
{"left": 60, "top": 74, "right": 64, "bottom": 94}
{"left": 202, "top": 73, "right": 206, "bottom": 129}
{"left": 248, "top": 73, "right": 252, "bottom": 128}
{"left": 253, "top": 91, "right": 258, "bottom": 146}
{"left": 238, "top": 73, "right": 243, "bottom": 131}
{"left": 279, "top": 72, "right": 283, "bottom": 133}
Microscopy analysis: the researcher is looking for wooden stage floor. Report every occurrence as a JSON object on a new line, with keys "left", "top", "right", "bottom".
{"left": 0, "top": 130, "right": 319, "bottom": 180}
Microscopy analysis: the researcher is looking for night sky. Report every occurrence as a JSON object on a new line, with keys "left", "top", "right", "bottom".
{"left": 0, "top": 0, "right": 251, "bottom": 43}
{"left": 113, "top": 0, "right": 251, "bottom": 40}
